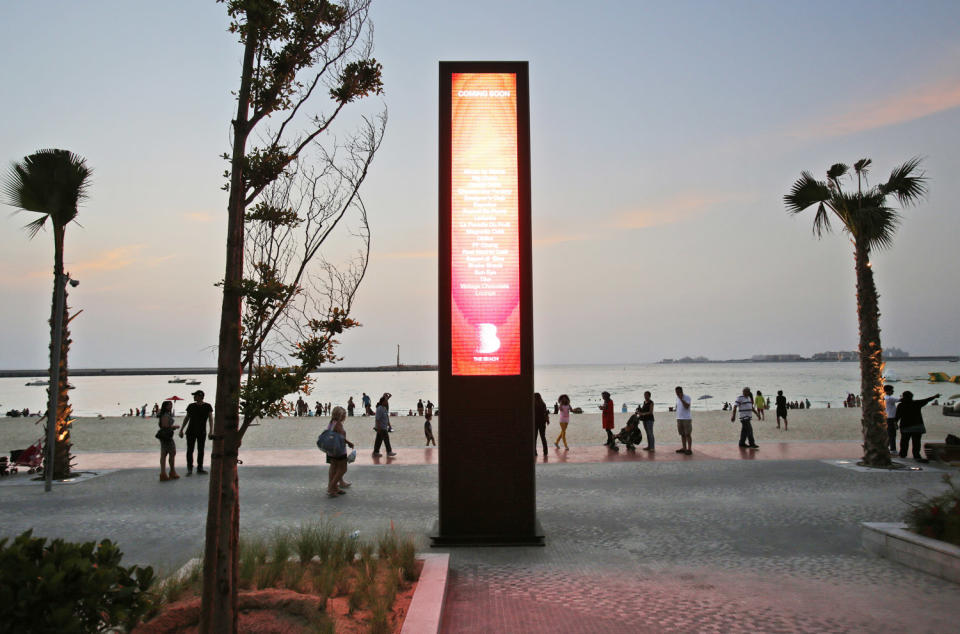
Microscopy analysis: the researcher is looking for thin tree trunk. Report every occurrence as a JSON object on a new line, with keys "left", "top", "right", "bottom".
{"left": 854, "top": 241, "right": 891, "bottom": 467}
{"left": 46, "top": 226, "right": 72, "bottom": 479}
{"left": 200, "top": 24, "right": 258, "bottom": 634}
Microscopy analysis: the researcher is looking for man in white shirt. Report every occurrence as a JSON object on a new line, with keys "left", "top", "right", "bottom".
{"left": 884, "top": 385, "right": 899, "bottom": 454}
{"left": 731, "top": 387, "right": 760, "bottom": 449}
{"left": 675, "top": 386, "right": 693, "bottom": 455}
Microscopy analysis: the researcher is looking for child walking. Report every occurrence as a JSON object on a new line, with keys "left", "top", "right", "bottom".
{"left": 554, "top": 394, "right": 571, "bottom": 450}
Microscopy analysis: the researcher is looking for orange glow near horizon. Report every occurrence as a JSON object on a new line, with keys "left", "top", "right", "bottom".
{"left": 450, "top": 73, "right": 521, "bottom": 376}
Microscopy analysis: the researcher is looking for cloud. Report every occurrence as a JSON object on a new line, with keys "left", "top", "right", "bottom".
{"left": 184, "top": 212, "right": 216, "bottom": 223}
{"left": 71, "top": 245, "right": 145, "bottom": 273}
{"left": 611, "top": 193, "right": 744, "bottom": 229}
{"left": 791, "top": 77, "right": 960, "bottom": 140}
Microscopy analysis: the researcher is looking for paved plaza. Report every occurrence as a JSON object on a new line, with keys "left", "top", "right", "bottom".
{"left": 1, "top": 452, "right": 957, "bottom": 632}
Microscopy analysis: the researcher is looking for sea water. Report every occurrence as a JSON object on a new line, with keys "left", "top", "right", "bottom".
{"left": 1, "top": 360, "right": 954, "bottom": 417}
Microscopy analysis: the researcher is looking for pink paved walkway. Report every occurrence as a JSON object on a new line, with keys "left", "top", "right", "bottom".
{"left": 73, "top": 441, "right": 864, "bottom": 470}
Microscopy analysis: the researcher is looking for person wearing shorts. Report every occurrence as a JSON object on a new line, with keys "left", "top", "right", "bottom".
{"left": 675, "top": 386, "right": 692, "bottom": 455}
{"left": 775, "top": 390, "right": 788, "bottom": 430}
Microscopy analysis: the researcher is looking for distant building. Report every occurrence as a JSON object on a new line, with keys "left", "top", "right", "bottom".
{"left": 811, "top": 350, "right": 859, "bottom": 361}
{"left": 885, "top": 347, "right": 910, "bottom": 358}
{"left": 751, "top": 354, "right": 804, "bottom": 362}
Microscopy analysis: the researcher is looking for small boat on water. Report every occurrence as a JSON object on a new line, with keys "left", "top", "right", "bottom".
{"left": 185, "top": 380, "right": 201, "bottom": 385}
{"left": 25, "top": 380, "right": 48, "bottom": 386}
{"left": 168, "top": 377, "right": 187, "bottom": 384}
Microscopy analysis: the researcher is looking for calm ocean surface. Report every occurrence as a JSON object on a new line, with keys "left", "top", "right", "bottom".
{"left": 1, "top": 360, "right": 955, "bottom": 417}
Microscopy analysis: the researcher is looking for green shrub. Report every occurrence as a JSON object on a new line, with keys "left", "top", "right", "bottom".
{"left": 0, "top": 530, "right": 155, "bottom": 633}
{"left": 904, "top": 474, "right": 960, "bottom": 546}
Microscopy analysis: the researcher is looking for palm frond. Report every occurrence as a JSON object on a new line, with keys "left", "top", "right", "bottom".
{"left": 784, "top": 171, "right": 830, "bottom": 214}
{"left": 853, "top": 158, "right": 872, "bottom": 175}
{"left": 879, "top": 156, "right": 926, "bottom": 207}
{"left": 23, "top": 216, "right": 48, "bottom": 239}
{"left": 827, "top": 163, "right": 849, "bottom": 181}
{"left": 2, "top": 149, "right": 92, "bottom": 230}
{"left": 812, "top": 203, "right": 832, "bottom": 238}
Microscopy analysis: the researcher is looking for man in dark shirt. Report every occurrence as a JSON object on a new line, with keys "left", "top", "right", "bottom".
{"left": 179, "top": 390, "right": 214, "bottom": 475}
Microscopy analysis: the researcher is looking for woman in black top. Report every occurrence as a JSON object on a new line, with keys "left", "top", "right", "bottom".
{"left": 534, "top": 392, "right": 550, "bottom": 457}
{"left": 638, "top": 391, "right": 655, "bottom": 451}
{"left": 894, "top": 391, "right": 940, "bottom": 462}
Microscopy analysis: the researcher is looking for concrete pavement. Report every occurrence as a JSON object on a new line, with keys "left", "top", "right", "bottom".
{"left": 1, "top": 454, "right": 957, "bottom": 632}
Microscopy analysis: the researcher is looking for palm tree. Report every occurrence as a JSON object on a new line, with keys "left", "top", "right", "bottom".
{"left": 3, "top": 149, "right": 92, "bottom": 479}
{"left": 784, "top": 157, "right": 926, "bottom": 467}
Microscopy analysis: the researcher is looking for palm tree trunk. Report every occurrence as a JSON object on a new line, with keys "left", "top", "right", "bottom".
{"left": 46, "top": 226, "right": 73, "bottom": 479}
{"left": 854, "top": 240, "right": 891, "bottom": 467}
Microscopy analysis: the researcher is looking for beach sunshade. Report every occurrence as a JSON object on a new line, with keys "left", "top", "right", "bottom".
{"left": 166, "top": 395, "right": 184, "bottom": 401}
{"left": 698, "top": 395, "right": 713, "bottom": 400}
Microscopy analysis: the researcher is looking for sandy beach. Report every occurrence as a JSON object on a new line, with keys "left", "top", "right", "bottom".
{"left": 1, "top": 408, "right": 957, "bottom": 455}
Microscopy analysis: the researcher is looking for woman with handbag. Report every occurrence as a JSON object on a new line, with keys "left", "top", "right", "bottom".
{"left": 325, "top": 406, "right": 355, "bottom": 497}
{"left": 156, "top": 400, "right": 180, "bottom": 481}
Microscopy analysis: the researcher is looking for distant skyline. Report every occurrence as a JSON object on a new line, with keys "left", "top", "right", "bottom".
{"left": 2, "top": 1, "right": 959, "bottom": 369}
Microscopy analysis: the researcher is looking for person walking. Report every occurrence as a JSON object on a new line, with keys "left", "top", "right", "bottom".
{"left": 554, "top": 394, "right": 571, "bottom": 450}
{"left": 362, "top": 392, "right": 372, "bottom": 416}
{"left": 325, "top": 406, "right": 354, "bottom": 497}
{"left": 675, "top": 386, "right": 693, "bottom": 455}
{"left": 373, "top": 393, "right": 396, "bottom": 457}
{"left": 638, "top": 391, "right": 655, "bottom": 451}
{"left": 775, "top": 390, "right": 788, "bottom": 430}
{"left": 424, "top": 410, "right": 436, "bottom": 446}
{"left": 732, "top": 387, "right": 760, "bottom": 449}
{"left": 347, "top": 396, "right": 355, "bottom": 417}
{"left": 754, "top": 391, "right": 766, "bottom": 421}
{"left": 883, "top": 385, "right": 900, "bottom": 454}
{"left": 895, "top": 391, "right": 939, "bottom": 463}
{"left": 600, "top": 391, "right": 615, "bottom": 447}
{"left": 179, "top": 390, "right": 213, "bottom": 476}
{"left": 156, "top": 400, "right": 180, "bottom": 481}
{"left": 534, "top": 392, "right": 550, "bottom": 456}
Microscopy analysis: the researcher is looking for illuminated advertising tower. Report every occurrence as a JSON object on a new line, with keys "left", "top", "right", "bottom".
{"left": 435, "top": 61, "right": 541, "bottom": 545}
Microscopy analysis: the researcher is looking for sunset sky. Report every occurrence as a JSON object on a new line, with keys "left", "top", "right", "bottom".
{"left": 2, "top": 1, "right": 959, "bottom": 369}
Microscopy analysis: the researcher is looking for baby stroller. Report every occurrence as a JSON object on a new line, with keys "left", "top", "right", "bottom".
{"left": 6, "top": 438, "right": 44, "bottom": 475}
{"left": 613, "top": 413, "right": 643, "bottom": 451}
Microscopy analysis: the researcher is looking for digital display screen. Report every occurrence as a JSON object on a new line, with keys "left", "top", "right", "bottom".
{"left": 450, "top": 72, "right": 521, "bottom": 376}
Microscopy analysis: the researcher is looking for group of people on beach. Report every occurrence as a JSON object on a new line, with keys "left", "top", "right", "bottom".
{"left": 584, "top": 386, "right": 800, "bottom": 455}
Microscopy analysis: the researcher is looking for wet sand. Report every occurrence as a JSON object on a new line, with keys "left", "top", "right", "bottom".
{"left": 1, "top": 408, "right": 957, "bottom": 454}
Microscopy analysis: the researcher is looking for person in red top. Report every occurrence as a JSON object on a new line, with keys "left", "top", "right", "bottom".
{"left": 600, "top": 391, "right": 615, "bottom": 447}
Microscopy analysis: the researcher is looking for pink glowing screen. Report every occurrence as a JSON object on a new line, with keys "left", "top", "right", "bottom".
{"left": 450, "top": 73, "right": 521, "bottom": 376}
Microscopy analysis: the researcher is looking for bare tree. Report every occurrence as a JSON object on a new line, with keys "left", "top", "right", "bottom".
{"left": 203, "top": 1, "right": 383, "bottom": 630}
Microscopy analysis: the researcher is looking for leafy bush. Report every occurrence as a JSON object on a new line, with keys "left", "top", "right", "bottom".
{"left": 0, "top": 530, "right": 154, "bottom": 632}
{"left": 904, "top": 474, "right": 960, "bottom": 546}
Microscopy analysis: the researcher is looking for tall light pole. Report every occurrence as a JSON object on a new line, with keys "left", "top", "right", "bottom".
{"left": 45, "top": 272, "right": 77, "bottom": 492}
